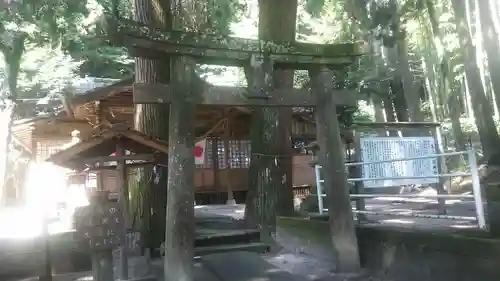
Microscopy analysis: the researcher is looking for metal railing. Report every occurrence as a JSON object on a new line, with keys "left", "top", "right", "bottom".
{"left": 314, "top": 150, "right": 487, "bottom": 230}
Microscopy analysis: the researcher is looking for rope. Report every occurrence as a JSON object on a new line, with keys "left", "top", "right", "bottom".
{"left": 251, "top": 152, "right": 291, "bottom": 158}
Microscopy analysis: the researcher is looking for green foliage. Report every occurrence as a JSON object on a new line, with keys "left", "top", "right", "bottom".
{"left": 66, "top": 0, "right": 133, "bottom": 78}
{"left": 0, "top": 0, "right": 89, "bottom": 107}
{"left": 17, "top": 45, "right": 81, "bottom": 97}
{"left": 0, "top": 0, "right": 88, "bottom": 48}
{"left": 207, "top": 0, "right": 246, "bottom": 35}
{"left": 304, "top": 0, "right": 325, "bottom": 18}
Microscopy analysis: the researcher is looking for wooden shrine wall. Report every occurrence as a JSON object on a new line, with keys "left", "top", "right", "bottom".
{"left": 291, "top": 117, "right": 315, "bottom": 136}
{"left": 95, "top": 158, "right": 313, "bottom": 196}
{"left": 30, "top": 136, "right": 315, "bottom": 196}
{"left": 292, "top": 155, "right": 315, "bottom": 186}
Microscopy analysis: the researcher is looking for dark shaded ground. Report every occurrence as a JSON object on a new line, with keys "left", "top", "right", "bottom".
{"left": 6, "top": 204, "right": 393, "bottom": 281}
{"left": 8, "top": 200, "right": 482, "bottom": 281}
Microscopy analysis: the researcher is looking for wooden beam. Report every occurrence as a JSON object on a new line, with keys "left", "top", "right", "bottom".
{"left": 223, "top": 119, "right": 234, "bottom": 204}
{"left": 71, "top": 78, "right": 134, "bottom": 106}
{"left": 110, "top": 17, "right": 365, "bottom": 68}
{"left": 120, "top": 131, "right": 169, "bottom": 154}
{"left": 133, "top": 83, "right": 359, "bottom": 107}
{"left": 83, "top": 154, "right": 155, "bottom": 164}
{"left": 116, "top": 142, "right": 129, "bottom": 280}
{"left": 197, "top": 117, "right": 226, "bottom": 140}
{"left": 88, "top": 161, "right": 153, "bottom": 170}
{"left": 45, "top": 135, "right": 110, "bottom": 167}
{"left": 211, "top": 137, "right": 220, "bottom": 193}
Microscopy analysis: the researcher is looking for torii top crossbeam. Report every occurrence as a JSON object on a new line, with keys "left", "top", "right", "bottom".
{"left": 107, "top": 17, "right": 365, "bottom": 108}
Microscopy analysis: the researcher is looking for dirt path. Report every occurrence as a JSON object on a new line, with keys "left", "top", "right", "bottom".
{"left": 265, "top": 227, "right": 336, "bottom": 280}
{"left": 266, "top": 227, "right": 389, "bottom": 281}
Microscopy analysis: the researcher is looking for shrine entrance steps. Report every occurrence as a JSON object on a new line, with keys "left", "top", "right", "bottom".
{"left": 195, "top": 229, "right": 269, "bottom": 256}
{"left": 157, "top": 228, "right": 269, "bottom": 257}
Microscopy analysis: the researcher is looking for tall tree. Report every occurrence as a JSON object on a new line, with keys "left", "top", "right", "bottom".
{"left": 423, "top": 0, "right": 467, "bottom": 152}
{"left": 260, "top": 0, "right": 297, "bottom": 216}
{"left": 133, "top": 0, "right": 171, "bottom": 254}
{"left": 450, "top": 0, "right": 500, "bottom": 158}
{"left": 477, "top": 0, "right": 500, "bottom": 115}
{"left": 244, "top": 0, "right": 298, "bottom": 234}
{"left": 0, "top": 33, "right": 25, "bottom": 205}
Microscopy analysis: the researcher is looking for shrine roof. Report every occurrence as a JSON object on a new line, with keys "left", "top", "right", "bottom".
{"left": 46, "top": 124, "right": 168, "bottom": 170}
{"left": 68, "top": 79, "right": 321, "bottom": 138}
{"left": 71, "top": 77, "right": 133, "bottom": 105}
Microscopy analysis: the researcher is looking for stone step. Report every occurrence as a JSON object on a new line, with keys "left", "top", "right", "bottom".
{"left": 195, "top": 229, "right": 261, "bottom": 248}
{"left": 195, "top": 242, "right": 269, "bottom": 257}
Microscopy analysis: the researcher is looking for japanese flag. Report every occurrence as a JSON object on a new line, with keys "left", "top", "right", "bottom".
{"left": 194, "top": 139, "right": 206, "bottom": 165}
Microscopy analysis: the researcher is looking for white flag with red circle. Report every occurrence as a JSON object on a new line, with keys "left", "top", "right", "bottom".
{"left": 194, "top": 139, "right": 206, "bottom": 165}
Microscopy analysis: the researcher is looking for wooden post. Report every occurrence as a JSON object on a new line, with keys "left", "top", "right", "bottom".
{"left": 116, "top": 142, "right": 129, "bottom": 280}
{"left": 38, "top": 213, "right": 52, "bottom": 281}
{"left": 244, "top": 53, "right": 278, "bottom": 244}
{"left": 95, "top": 101, "right": 105, "bottom": 195}
{"left": 309, "top": 67, "right": 361, "bottom": 273}
{"left": 352, "top": 132, "right": 366, "bottom": 222}
{"left": 164, "top": 57, "right": 198, "bottom": 281}
{"left": 223, "top": 119, "right": 235, "bottom": 205}
{"left": 211, "top": 137, "right": 220, "bottom": 201}
{"left": 432, "top": 126, "right": 447, "bottom": 214}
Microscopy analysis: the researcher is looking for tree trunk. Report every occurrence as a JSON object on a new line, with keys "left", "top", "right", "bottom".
{"left": 421, "top": 56, "right": 439, "bottom": 122}
{"left": 448, "top": 91, "right": 468, "bottom": 153}
{"left": 260, "top": 0, "right": 297, "bottom": 216}
{"left": 461, "top": 77, "right": 474, "bottom": 119}
{"left": 493, "top": 0, "right": 500, "bottom": 23}
{"left": 244, "top": 0, "right": 298, "bottom": 228}
{"left": 383, "top": 97, "right": 396, "bottom": 122}
{"left": 371, "top": 96, "right": 385, "bottom": 123}
{"left": 391, "top": 80, "right": 409, "bottom": 122}
{"left": 0, "top": 35, "right": 25, "bottom": 205}
{"left": 478, "top": 0, "right": 500, "bottom": 115}
{"left": 385, "top": 45, "right": 410, "bottom": 123}
{"left": 396, "top": 32, "right": 424, "bottom": 122}
{"left": 424, "top": 0, "right": 462, "bottom": 126}
{"left": 451, "top": 0, "right": 500, "bottom": 158}
{"left": 133, "top": 0, "right": 171, "bottom": 254}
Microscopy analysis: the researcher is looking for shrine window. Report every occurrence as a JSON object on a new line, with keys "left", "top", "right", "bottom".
{"left": 200, "top": 138, "right": 251, "bottom": 169}
{"left": 36, "top": 140, "right": 69, "bottom": 161}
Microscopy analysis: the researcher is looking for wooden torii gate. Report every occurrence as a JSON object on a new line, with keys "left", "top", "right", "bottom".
{"left": 109, "top": 17, "right": 365, "bottom": 279}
